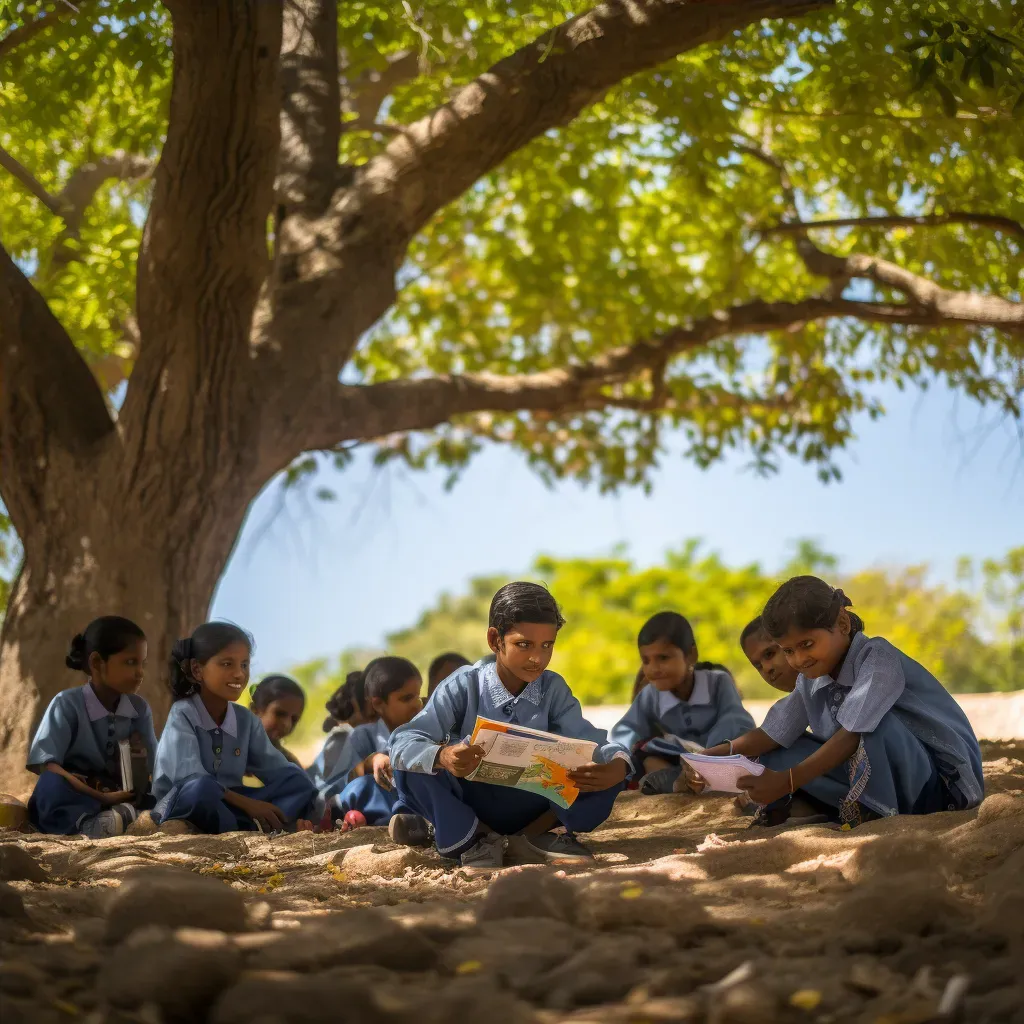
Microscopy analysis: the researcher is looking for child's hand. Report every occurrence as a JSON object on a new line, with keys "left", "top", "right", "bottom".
{"left": 371, "top": 753, "right": 393, "bottom": 790}
{"left": 238, "top": 796, "right": 286, "bottom": 831}
{"left": 439, "top": 743, "right": 485, "bottom": 778}
{"left": 568, "top": 759, "right": 628, "bottom": 792}
{"left": 98, "top": 789, "right": 136, "bottom": 805}
{"left": 737, "top": 768, "right": 790, "bottom": 806}
{"left": 701, "top": 743, "right": 731, "bottom": 758}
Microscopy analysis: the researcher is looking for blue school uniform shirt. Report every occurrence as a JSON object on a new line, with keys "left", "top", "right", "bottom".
{"left": 760, "top": 631, "right": 984, "bottom": 810}
{"left": 306, "top": 723, "right": 354, "bottom": 789}
{"left": 390, "top": 661, "right": 630, "bottom": 775}
{"left": 319, "top": 720, "right": 392, "bottom": 800}
{"left": 152, "top": 694, "right": 300, "bottom": 800}
{"left": 27, "top": 683, "right": 158, "bottom": 781}
{"left": 610, "top": 669, "right": 755, "bottom": 762}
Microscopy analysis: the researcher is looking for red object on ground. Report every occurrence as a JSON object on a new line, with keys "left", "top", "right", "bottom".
{"left": 343, "top": 809, "right": 367, "bottom": 829}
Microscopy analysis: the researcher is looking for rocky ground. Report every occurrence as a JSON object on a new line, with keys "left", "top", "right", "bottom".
{"left": 2, "top": 740, "right": 1024, "bottom": 1024}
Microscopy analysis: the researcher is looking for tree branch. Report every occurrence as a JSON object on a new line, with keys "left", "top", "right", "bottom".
{"left": 277, "top": 0, "right": 340, "bottom": 216}
{"left": 0, "top": 0, "right": 91, "bottom": 63}
{"left": 0, "top": 143, "right": 64, "bottom": 216}
{"left": 343, "top": 48, "right": 420, "bottom": 131}
{"left": 297, "top": 288, "right": 1022, "bottom": 452}
{"left": 767, "top": 213, "right": 1024, "bottom": 241}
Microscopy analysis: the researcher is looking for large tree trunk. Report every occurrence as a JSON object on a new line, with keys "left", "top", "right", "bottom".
{"left": 0, "top": 473, "right": 258, "bottom": 798}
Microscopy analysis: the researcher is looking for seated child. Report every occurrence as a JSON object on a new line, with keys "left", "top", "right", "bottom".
{"left": 706, "top": 577, "right": 984, "bottom": 828}
{"left": 740, "top": 617, "right": 798, "bottom": 693}
{"left": 307, "top": 671, "right": 372, "bottom": 790}
{"left": 611, "top": 612, "right": 755, "bottom": 794}
{"left": 249, "top": 675, "right": 305, "bottom": 766}
{"left": 319, "top": 657, "right": 425, "bottom": 827}
{"left": 390, "top": 582, "right": 631, "bottom": 868}
{"left": 27, "top": 617, "right": 157, "bottom": 838}
{"left": 151, "top": 622, "right": 316, "bottom": 834}
{"left": 427, "top": 652, "right": 471, "bottom": 698}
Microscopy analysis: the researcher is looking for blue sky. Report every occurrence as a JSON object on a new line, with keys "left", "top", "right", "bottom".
{"left": 211, "top": 381, "right": 1023, "bottom": 674}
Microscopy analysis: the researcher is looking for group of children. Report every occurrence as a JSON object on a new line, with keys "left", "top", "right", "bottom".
{"left": 25, "top": 575, "right": 985, "bottom": 869}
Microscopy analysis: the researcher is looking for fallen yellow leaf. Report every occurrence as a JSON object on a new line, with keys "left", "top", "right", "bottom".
{"left": 620, "top": 885, "right": 644, "bottom": 899}
{"left": 456, "top": 960, "right": 483, "bottom": 975}
{"left": 790, "top": 990, "right": 822, "bottom": 1011}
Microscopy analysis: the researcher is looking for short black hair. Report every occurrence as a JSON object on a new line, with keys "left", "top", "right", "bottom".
{"left": 739, "top": 617, "right": 767, "bottom": 647}
{"left": 428, "top": 652, "right": 470, "bottom": 686}
{"left": 363, "top": 656, "right": 421, "bottom": 703}
{"left": 637, "top": 611, "right": 696, "bottom": 654}
{"left": 66, "top": 617, "right": 146, "bottom": 672}
{"left": 250, "top": 674, "right": 304, "bottom": 711}
{"left": 761, "top": 576, "right": 865, "bottom": 639}
{"left": 488, "top": 582, "right": 565, "bottom": 640}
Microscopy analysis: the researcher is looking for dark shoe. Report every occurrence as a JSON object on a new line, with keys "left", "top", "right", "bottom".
{"left": 640, "top": 767, "right": 682, "bottom": 795}
{"left": 524, "top": 830, "right": 594, "bottom": 862}
{"left": 388, "top": 813, "right": 433, "bottom": 847}
{"left": 460, "top": 833, "right": 506, "bottom": 869}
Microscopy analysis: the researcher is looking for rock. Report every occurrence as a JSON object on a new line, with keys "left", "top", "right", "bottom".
{"left": 332, "top": 843, "right": 435, "bottom": 879}
{"left": 248, "top": 907, "right": 437, "bottom": 973}
{"left": 477, "top": 868, "right": 579, "bottom": 925}
{"left": 98, "top": 925, "right": 241, "bottom": 1023}
{"left": 0, "top": 846, "right": 47, "bottom": 883}
{"left": 531, "top": 936, "right": 643, "bottom": 1008}
{"left": 707, "top": 982, "right": 778, "bottom": 1024}
{"left": 0, "top": 961, "right": 46, "bottom": 997}
{"left": 844, "top": 959, "right": 905, "bottom": 996}
{"left": 976, "top": 792, "right": 1024, "bottom": 824}
{"left": 840, "top": 878, "right": 968, "bottom": 940}
{"left": 0, "top": 882, "right": 28, "bottom": 920}
{"left": 425, "top": 976, "right": 537, "bottom": 1024}
{"left": 124, "top": 810, "right": 159, "bottom": 837}
{"left": 385, "top": 901, "right": 476, "bottom": 944}
{"left": 103, "top": 868, "right": 249, "bottom": 941}
{"left": 0, "top": 796, "right": 28, "bottom": 831}
{"left": 443, "top": 918, "right": 587, "bottom": 993}
{"left": 211, "top": 966, "right": 414, "bottom": 1024}
{"left": 579, "top": 882, "right": 711, "bottom": 941}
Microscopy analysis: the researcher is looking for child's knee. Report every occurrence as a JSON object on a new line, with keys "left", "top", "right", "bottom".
{"left": 181, "top": 775, "right": 226, "bottom": 805}
{"left": 31, "top": 771, "right": 74, "bottom": 802}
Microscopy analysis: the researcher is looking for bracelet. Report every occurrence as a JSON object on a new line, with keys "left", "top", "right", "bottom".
{"left": 789, "top": 768, "right": 795, "bottom": 795}
{"left": 728, "top": 740, "right": 734, "bottom": 755}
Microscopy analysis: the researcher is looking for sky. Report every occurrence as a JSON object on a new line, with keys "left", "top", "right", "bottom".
{"left": 211, "top": 381, "right": 1024, "bottom": 674}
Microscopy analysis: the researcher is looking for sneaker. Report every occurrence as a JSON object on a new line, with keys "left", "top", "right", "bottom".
{"left": 80, "top": 803, "right": 136, "bottom": 839}
{"left": 524, "top": 830, "right": 594, "bottom": 862}
{"left": 460, "top": 833, "right": 506, "bottom": 869}
{"left": 640, "top": 766, "right": 682, "bottom": 795}
{"left": 388, "top": 813, "right": 433, "bottom": 847}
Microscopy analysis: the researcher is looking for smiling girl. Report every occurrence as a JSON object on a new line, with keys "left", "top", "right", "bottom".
{"left": 610, "top": 612, "right": 755, "bottom": 795}
{"left": 706, "top": 577, "right": 984, "bottom": 828}
{"left": 249, "top": 675, "right": 306, "bottom": 766}
{"left": 151, "top": 622, "right": 316, "bottom": 834}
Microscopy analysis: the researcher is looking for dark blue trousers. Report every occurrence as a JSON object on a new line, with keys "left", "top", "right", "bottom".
{"left": 29, "top": 772, "right": 104, "bottom": 835}
{"left": 153, "top": 770, "right": 316, "bottom": 834}
{"left": 394, "top": 769, "right": 624, "bottom": 857}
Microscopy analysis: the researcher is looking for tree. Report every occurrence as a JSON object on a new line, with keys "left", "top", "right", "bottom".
{"left": 0, "top": 0, "right": 1021, "bottom": 787}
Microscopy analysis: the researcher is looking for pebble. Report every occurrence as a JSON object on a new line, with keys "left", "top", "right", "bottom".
{"left": 247, "top": 906, "right": 436, "bottom": 973}
{"left": 0, "top": 846, "right": 48, "bottom": 883}
{"left": 333, "top": 843, "right": 435, "bottom": 879}
{"left": 707, "top": 982, "right": 778, "bottom": 1024}
{"left": 98, "top": 925, "right": 241, "bottom": 1023}
{"left": 103, "top": 868, "right": 249, "bottom": 941}
{"left": 477, "top": 868, "right": 579, "bottom": 925}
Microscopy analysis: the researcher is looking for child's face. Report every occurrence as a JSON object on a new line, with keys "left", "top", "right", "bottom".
{"left": 90, "top": 640, "right": 148, "bottom": 695}
{"left": 742, "top": 632, "right": 798, "bottom": 693}
{"left": 257, "top": 695, "right": 305, "bottom": 742}
{"left": 774, "top": 612, "right": 852, "bottom": 680}
{"left": 373, "top": 676, "right": 423, "bottom": 729}
{"left": 194, "top": 642, "right": 251, "bottom": 702}
{"left": 639, "top": 638, "right": 696, "bottom": 692}
{"left": 488, "top": 622, "right": 557, "bottom": 685}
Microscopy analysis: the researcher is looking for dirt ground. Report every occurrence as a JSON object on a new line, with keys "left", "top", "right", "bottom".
{"left": 2, "top": 740, "right": 1024, "bottom": 1024}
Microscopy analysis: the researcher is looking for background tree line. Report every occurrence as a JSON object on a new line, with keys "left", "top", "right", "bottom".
{"left": 270, "top": 540, "right": 1024, "bottom": 754}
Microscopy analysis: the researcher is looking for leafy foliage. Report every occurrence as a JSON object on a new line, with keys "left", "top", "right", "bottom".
{"left": 281, "top": 540, "right": 1024, "bottom": 754}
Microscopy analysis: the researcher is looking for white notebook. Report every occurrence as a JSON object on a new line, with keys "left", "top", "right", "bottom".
{"left": 680, "top": 752, "right": 765, "bottom": 794}
{"left": 118, "top": 739, "right": 134, "bottom": 792}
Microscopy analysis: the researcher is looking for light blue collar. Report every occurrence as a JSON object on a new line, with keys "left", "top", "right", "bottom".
{"left": 655, "top": 670, "right": 712, "bottom": 715}
{"left": 82, "top": 685, "right": 138, "bottom": 722}
{"left": 186, "top": 693, "right": 238, "bottom": 737}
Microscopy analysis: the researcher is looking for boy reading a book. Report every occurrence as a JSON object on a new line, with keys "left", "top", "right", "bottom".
{"left": 390, "top": 582, "right": 632, "bottom": 868}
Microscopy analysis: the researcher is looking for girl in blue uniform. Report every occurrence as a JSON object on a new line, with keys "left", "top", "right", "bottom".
{"left": 27, "top": 617, "right": 157, "bottom": 838}
{"left": 151, "top": 622, "right": 316, "bottom": 834}
{"left": 611, "top": 612, "right": 755, "bottom": 795}
{"left": 307, "top": 671, "right": 372, "bottom": 792}
{"left": 390, "top": 582, "right": 631, "bottom": 868}
{"left": 318, "top": 657, "right": 425, "bottom": 828}
{"left": 706, "top": 577, "right": 984, "bottom": 828}
{"left": 249, "top": 675, "right": 306, "bottom": 766}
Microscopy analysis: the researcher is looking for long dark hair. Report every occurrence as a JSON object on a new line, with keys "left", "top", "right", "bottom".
{"left": 66, "top": 617, "right": 146, "bottom": 673}
{"left": 168, "top": 622, "right": 253, "bottom": 700}
{"left": 250, "top": 674, "right": 304, "bottom": 711}
{"left": 638, "top": 611, "right": 732, "bottom": 675}
{"left": 324, "top": 670, "right": 368, "bottom": 728}
{"left": 761, "top": 577, "right": 865, "bottom": 639}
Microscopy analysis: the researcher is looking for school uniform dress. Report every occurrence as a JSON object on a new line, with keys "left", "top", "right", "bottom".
{"left": 152, "top": 695, "right": 316, "bottom": 833}
{"left": 390, "top": 662, "right": 631, "bottom": 858}
{"left": 611, "top": 670, "right": 755, "bottom": 767}
{"left": 319, "top": 720, "right": 399, "bottom": 825}
{"left": 306, "top": 723, "right": 354, "bottom": 790}
{"left": 26, "top": 685, "right": 158, "bottom": 835}
{"left": 759, "top": 632, "right": 984, "bottom": 824}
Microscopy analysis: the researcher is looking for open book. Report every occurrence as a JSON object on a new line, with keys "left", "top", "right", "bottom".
{"left": 680, "top": 752, "right": 765, "bottom": 795}
{"left": 467, "top": 717, "right": 597, "bottom": 809}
